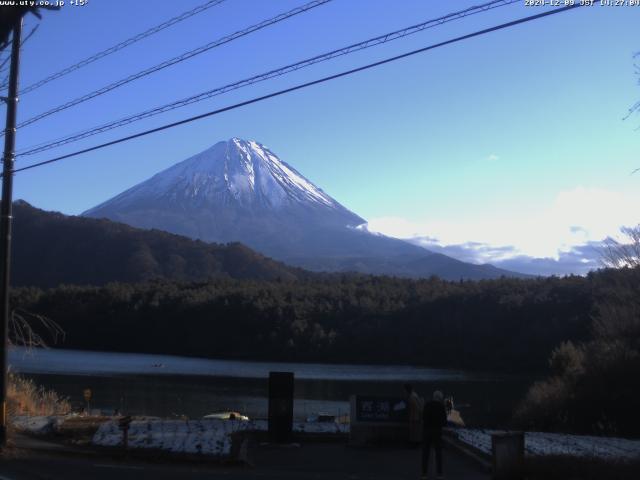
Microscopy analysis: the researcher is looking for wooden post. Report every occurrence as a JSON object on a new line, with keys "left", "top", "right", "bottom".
{"left": 492, "top": 431, "right": 524, "bottom": 480}
{"left": 0, "top": 16, "right": 22, "bottom": 449}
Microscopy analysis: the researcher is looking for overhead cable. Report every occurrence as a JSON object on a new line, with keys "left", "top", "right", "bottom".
{"left": 18, "top": 0, "right": 228, "bottom": 95}
{"left": 12, "top": 0, "right": 332, "bottom": 131}
{"left": 11, "top": 4, "right": 582, "bottom": 175}
{"left": 17, "top": 0, "right": 517, "bottom": 156}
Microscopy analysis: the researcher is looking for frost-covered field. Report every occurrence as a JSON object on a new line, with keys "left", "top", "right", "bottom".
{"left": 13, "top": 415, "right": 349, "bottom": 458}
{"left": 93, "top": 419, "right": 250, "bottom": 456}
{"left": 454, "top": 428, "right": 640, "bottom": 461}
{"left": 12, "top": 415, "right": 65, "bottom": 435}
{"left": 92, "top": 418, "right": 349, "bottom": 457}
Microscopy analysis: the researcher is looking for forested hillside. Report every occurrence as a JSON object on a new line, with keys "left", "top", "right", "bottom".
{"left": 13, "top": 272, "right": 596, "bottom": 373}
{"left": 11, "top": 201, "right": 306, "bottom": 286}
{"left": 14, "top": 251, "right": 639, "bottom": 435}
{"left": 515, "top": 266, "right": 640, "bottom": 437}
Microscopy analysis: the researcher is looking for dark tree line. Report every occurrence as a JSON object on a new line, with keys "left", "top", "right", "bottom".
{"left": 14, "top": 259, "right": 640, "bottom": 435}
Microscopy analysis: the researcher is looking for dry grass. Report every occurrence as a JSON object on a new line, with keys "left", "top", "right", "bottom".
{"left": 7, "top": 372, "right": 70, "bottom": 417}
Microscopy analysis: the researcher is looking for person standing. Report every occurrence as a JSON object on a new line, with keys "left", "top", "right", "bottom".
{"left": 404, "top": 383, "right": 423, "bottom": 446}
{"left": 445, "top": 396, "right": 453, "bottom": 416}
{"left": 422, "top": 390, "right": 447, "bottom": 479}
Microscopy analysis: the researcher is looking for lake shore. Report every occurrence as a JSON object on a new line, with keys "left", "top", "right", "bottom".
{"left": 9, "top": 347, "right": 531, "bottom": 427}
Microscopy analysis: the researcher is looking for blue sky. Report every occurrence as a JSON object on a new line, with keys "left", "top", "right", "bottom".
{"left": 4, "top": 0, "right": 640, "bottom": 275}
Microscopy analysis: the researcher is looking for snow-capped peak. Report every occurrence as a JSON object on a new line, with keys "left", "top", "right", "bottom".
{"left": 228, "top": 138, "right": 336, "bottom": 208}
{"left": 84, "top": 138, "right": 358, "bottom": 218}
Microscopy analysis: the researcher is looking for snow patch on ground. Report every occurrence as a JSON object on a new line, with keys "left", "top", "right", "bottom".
{"left": 11, "top": 415, "right": 63, "bottom": 435}
{"left": 93, "top": 419, "right": 253, "bottom": 456}
{"left": 92, "top": 418, "right": 349, "bottom": 457}
{"left": 294, "top": 421, "right": 350, "bottom": 434}
{"left": 454, "top": 428, "right": 640, "bottom": 460}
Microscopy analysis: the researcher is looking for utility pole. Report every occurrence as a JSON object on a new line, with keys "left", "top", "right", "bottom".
{"left": 0, "top": 16, "right": 22, "bottom": 448}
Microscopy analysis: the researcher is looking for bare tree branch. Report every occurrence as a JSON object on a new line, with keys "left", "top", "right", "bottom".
{"left": 9, "top": 308, "right": 64, "bottom": 351}
{"left": 601, "top": 226, "right": 640, "bottom": 269}
{"left": 623, "top": 51, "right": 640, "bottom": 121}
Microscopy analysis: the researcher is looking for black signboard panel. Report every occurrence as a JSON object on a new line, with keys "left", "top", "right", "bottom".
{"left": 268, "top": 371, "right": 294, "bottom": 442}
{"left": 355, "top": 396, "right": 408, "bottom": 422}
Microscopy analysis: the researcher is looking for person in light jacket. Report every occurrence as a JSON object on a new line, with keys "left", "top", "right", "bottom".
{"left": 404, "top": 383, "right": 423, "bottom": 445}
{"left": 422, "top": 390, "right": 447, "bottom": 479}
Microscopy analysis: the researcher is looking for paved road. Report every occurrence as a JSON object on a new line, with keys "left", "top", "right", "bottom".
{"left": 251, "top": 441, "right": 490, "bottom": 480}
{"left": 0, "top": 439, "right": 490, "bottom": 479}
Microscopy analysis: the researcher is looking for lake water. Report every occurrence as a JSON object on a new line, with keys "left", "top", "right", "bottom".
{"left": 9, "top": 347, "right": 531, "bottom": 427}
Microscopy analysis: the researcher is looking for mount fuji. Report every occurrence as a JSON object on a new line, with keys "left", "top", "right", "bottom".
{"left": 83, "top": 138, "right": 526, "bottom": 280}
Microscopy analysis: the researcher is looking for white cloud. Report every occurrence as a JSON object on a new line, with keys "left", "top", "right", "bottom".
{"left": 487, "top": 153, "right": 499, "bottom": 162}
{"left": 366, "top": 187, "right": 640, "bottom": 269}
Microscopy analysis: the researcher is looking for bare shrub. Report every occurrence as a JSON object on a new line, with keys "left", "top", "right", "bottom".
{"left": 548, "top": 341, "right": 585, "bottom": 377}
{"left": 513, "top": 376, "right": 571, "bottom": 432}
{"left": 7, "top": 372, "right": 70, "bottom": 417}
{"left": 601, "top": 226, "right": 640, "bottom": 269}
{"left": 514, "top": 264, "right": 640, "bottom": 435}
{"left": 9, "top": 308, "right": 64, "bottom": 350}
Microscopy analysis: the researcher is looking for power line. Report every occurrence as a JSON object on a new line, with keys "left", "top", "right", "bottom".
{"left": 12, "top": 0, "right": 332, "bottom": 132}
{"left": 0, "top": 49, "right": 14, "bottom": 75}
{"left": 17, "top": 0, "right": 518, "bottom": 157}
{"left": 16, "top": 0, "right": 228, "bottom": 95}
{"left": 11, "top": 4, "right": 582, "bottom": 176}
{"left": 0, "top": 24, "right": 38, "bottom": 89}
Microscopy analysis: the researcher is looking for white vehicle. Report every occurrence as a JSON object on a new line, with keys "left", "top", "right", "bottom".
{"left": 203, "top": 411, "right": 249, "bottom": 421}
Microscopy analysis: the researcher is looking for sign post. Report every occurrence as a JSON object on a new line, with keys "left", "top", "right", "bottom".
{"left": 118, "top": 415, "right": 132, "bottom": 450}
{"left": 492, "top": 431, "right": 524, "bottom": 480}
{"left": 349, "top": 395, "right": 410, "bottom": 445}
{"left": 83, "top": 388, "right": 92, "bottom": 415}
{"left": 268, "top": 371, "right": 294, "bottom": 443}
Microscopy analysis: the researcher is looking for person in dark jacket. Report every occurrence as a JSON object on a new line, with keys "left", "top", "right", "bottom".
{"left": 422, "top": 390, "right": 447, "bottom": 479}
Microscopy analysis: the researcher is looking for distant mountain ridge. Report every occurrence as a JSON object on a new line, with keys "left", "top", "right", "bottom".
{"left": 11, "top": 201, "right": 305, "bottom": 288}
{"left": 84, "top": 138, "right": 529, "bottom": 280}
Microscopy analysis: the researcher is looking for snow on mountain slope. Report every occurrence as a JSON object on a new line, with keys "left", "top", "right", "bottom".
{"left": 83, "top": 138, "right": 528, "bottom": 279}
{"left": 86, "top": 138, "right": 355, "bottom": 219}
